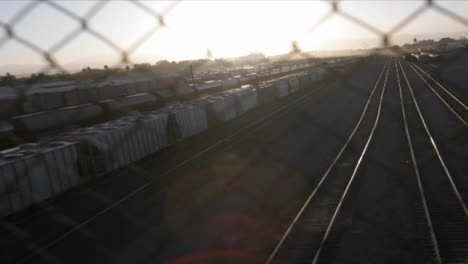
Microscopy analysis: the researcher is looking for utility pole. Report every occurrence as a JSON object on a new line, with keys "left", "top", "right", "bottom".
{"left": 190, "top": 64, "right": 196, "bottom": 88}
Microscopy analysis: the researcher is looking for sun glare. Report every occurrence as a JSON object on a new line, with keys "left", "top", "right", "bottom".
{"left": 135, "top": 1, "right": 334, "bottom": 61}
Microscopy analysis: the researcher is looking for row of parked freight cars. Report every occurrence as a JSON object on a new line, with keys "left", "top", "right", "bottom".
{"left": 0, "top": 68, "right": 330, "bottom": 217}
{"left": 0, "top": 77, "right": 241, "bottom": 133}
{"left": 0, "top": 61, "right": 320, "bottom": 119}
{"left": 0, "top": 62, "right": 324, "bottom": 135}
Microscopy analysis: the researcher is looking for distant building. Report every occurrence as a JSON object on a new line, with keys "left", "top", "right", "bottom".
{"left": 416, "top": 39, "right": 437, "bottom": 52}
{"left": 237, "top": 53, "right": 267, "bottom": 64}
{"left": 414, "top": 38, "right": 468, "bottom": 52}
{"left": 435, "top": 38, "right": 467, "bottom": 52}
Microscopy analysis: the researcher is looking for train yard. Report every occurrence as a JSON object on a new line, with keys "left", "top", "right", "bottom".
{"left": 0, "top": 51, "right": 467, "bottom": 264}
{"left": 266, "top": 57, "right": 467, "bottom": 264}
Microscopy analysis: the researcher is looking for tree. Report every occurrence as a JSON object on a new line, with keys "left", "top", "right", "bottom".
{"left": 439, "top": 37, "right": 455, "bottom": 44}
{"left": 25, "top": 73, "right": 49, "bottom": 84}
{"left": 156, "top": 60, "right": 171, "bottom": 67}
{"left": 214, "top": 59, "right": 233, "bottom": 68}
{"left": 391, "top": 45, "right": 401, "bottom": 53}
{"left": 437, "top": 42, "right": 448, "bottom": 51}
{"left": 0, "top": 72, "right": 17, "bottom": 86}
{"left": 413, "top": 38, "right": 417, "bottom": 45}
{"left": 133, "top": 63, "right": 151, "bottom": 71}
{"left": 104, "top": 65, "right": 109, "bottom": 71}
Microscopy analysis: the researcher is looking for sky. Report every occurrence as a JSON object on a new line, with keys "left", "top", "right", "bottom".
{"left": 1, "top": 0, "right": 468, "bottom": 75}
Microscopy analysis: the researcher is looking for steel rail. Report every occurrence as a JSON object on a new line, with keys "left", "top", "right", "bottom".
{"left": 398, "top": 59, "right": 468, "bottom": 217}
{"left": 411, "top": 62, "right": 468, "bottom": 110}
{"left": 408, "top": 62, "right": 467, "bottom": 127}
{"left": 310, "top": 59, "right": 390, "bottom": 264}
{"left": 395, "top": 59, "right": 442, "bottom": 264}
{"left": 265, "top": 59, "right": 390, "bottom": 264}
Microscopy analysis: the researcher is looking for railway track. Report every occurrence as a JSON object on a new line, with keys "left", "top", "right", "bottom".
{"left": 396, "top": 60, "right": 442, "bottom": 264}
{"left": 407, "top": 62, "right": 467, "bottom": 127}
{"left": 7, "top": 56, "right": 466, "bottom": 264}
{"left": 397, "top": 59, "right": 468, "bottom": 264}
{"left": 425, "top": 62, "right": 438, "bottom": 69}
{"left": 418, "top": 63, "right": 436, "bottom": 73}
{"left": 419, "top": 62, "right": 437, "bottom": 72}
{"left": 265, "top": 59, "right": 390, "bottom": 264}
{"left": 403, "top": 58, "right": 468, "bottom": 202}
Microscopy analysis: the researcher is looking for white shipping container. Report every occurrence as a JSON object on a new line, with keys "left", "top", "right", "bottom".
{"left": 0, "top": 141, "right": 80, "bottom": 217}
{"left": 67, "top": 122, "right": 143, "bottom": 177}
{"left": 228, "top": 85, "right": 258, "bottom": 114}
{"left": 115, "top": 117, "right": 148, "bottom": 162}
{"left": 161, "top": 102, "right": 208, "bottom": 140}
{"left": 185, "top": 102, "right": 209, "bottom": 137}
{"left": 68, "top": 128, "right": 115, "bottom": 176}
{"left": 154, "top": 87, "right": 177, "bottom": 101}
{"left": 257, "top": 83, "right": 277, "bottom": 105}
{"left": 137, "top": 112, "right": 170, "bottom": 154}
{"left": 174, "top": 85, "right": 196, "bottom": 97}
{"left": 196, "top": 80, "right": 223, "bottom": 92}
{"left": 221, "top": 78, "right": 240, "bottom": 89}
{"left": 100, "top": 93, "right": 157, "bottom": 112}
{"left": 96, "top": 82, "right": 128, "bottom": 99}
{"left": 12, "top": 103, "right": 103, "bottom": 133}
{"left": 202, "top": 95, "right": 237, "bottom": 126}
{"left": 42, "top": 141, "right": 80, "bottom": 189}
{"left": 83, "top": 125, "right": 128, "bottom": 171}
{"left": 271, "top": 69, "right": 281, "bottom": 75}
{"left": 274, "top": 79, "right": 290, "bottom": 98}
{"left": 299, "top": 75, "right": 310, "bottom": 89}
{"left": 105, "top": 121, "right": 144, "bottom": 169}
{"left": 309, "top": 68, "right": 326, "bottom": 82}
{"left": 119, "top": 114, "right": 169, "bottom": 159}
{"left": 0, "top": 152, "right": 25, "bottom": 215}
{"left": 288, "top": 76, "right": 300, "bottom": 93}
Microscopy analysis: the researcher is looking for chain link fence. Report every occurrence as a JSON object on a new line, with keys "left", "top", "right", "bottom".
{"left": 1, "top": 0, "right": 467, "bottom": 70}
{"left": 0, "top": 1, "right": 467, "bottom": 263}
{"left": 0, "top": 0, "right": 467, "bottom": 120}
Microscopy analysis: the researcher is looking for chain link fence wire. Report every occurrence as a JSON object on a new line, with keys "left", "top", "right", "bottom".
{"left": 0, "top": 0, "right": 467, "bottom": 119}
{"left": 0, "top": 0, "right": 467, "bottom": 263}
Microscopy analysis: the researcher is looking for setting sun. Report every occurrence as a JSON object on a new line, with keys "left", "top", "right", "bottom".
{"left": 136, "top": 1, "right": 333, "bottom": 60}
{"left": 1, "top": 0, "right": 467, "bottom": 71}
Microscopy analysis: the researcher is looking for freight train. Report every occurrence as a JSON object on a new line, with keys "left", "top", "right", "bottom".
{"left": 0, "top": 64, "right": 338, "bottom": 217}
{"left": 0, "top": 60, "right": 338, "bottom": 135}
{"left": 0, "top": 56, "right": 367, "bottom": 217}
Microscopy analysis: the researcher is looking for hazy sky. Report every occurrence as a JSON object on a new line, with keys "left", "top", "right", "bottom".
{"left": 1, "top": 0, "right": 468, "bottom": 74}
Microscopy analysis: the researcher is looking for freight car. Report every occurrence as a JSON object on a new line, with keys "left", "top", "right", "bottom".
{"left": 0, "top": 63, "right": 334, "bottom": 217}
{"left": 0, "top": 86, "right": 19, "bottom": 118}
{"left": 12, "top": 103, "right": 103, "bottom": 133}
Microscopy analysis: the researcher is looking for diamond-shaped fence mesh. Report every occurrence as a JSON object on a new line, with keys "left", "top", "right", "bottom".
{"left": 0, "top": 0, "right": 467, "bottom": 263}
{"left": 0, "top": 0, "right": 465, "bottom": 134}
